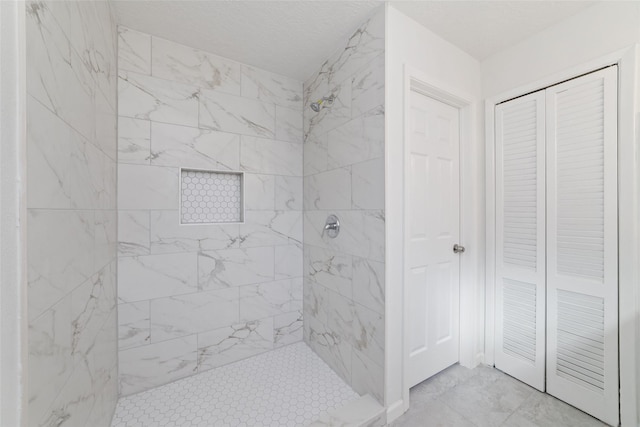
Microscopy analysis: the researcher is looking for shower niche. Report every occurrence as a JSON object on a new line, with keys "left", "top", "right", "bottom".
{"left": 180, "top": 168, "right": 244, "bottom": 224}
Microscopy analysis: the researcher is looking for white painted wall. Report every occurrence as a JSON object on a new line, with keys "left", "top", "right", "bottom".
{"left": 482, "top": 2, "right": 640, "bottom": 99}
{"left": 481, "top": 3, "right": 640, "bottom": 425}
{"left": 0, "top": 1, "right": 27, "bottom": 426}
{"left": 385, "top": 5, "right": 483, "bottom": 420}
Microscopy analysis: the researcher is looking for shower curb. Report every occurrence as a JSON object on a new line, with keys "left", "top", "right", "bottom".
{"left": 308, "top": 394, "right": 386, "bottom": 427}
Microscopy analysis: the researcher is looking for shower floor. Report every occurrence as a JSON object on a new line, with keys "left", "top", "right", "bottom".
{"left": 110, "top": 342, "right": 360, "bottom": 427}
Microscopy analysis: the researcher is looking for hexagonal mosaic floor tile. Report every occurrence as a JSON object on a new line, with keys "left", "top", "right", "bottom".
{"left": 111, "top": 342, "right": 359, "bottom": 427}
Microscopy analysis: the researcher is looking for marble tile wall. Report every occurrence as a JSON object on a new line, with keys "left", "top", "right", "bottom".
{"left": 302, "top": 9, "right": 386, "bottom": 404}
{"left": 25, "top": 1, "right": 118, "bottom": 426}
{"left": 116, "top": 27, "right": 304, "bottom": 395}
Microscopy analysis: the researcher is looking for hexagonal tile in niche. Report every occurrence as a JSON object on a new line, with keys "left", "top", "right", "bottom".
{"left": 180, "top": 169, "right": 243, "bottom": 224}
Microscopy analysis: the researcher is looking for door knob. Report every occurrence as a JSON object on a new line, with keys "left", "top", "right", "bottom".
{"left": 453, "top": 244, "right": 465, "bottom": 254}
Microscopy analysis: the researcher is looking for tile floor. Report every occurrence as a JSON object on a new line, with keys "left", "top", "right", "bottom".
{"left": 111, "top": 342, "right": 359, "bottom": 427}
{"left": 391, "top": 364, "right": 609, "bottom": 427}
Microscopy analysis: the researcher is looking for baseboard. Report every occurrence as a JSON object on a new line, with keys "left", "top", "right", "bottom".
{"left": 385, "top": 399, "right": 406, "bottom": 424}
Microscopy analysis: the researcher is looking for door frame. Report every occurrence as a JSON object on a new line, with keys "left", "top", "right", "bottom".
{"left": 401, "top": 65, "right": 480, "bottom": 411}
{"left": 484, "top": 46, "right": 640, "bottom": 426}
{"left": 0, "top": 1, "right": 28, "bottom": 426}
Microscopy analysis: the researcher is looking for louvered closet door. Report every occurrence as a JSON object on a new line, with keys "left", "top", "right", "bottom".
{"left": 494, "top": 91, "right": 546, "bottom": 391}
{"left": 546, "top": 66, "right": 618, "bottom": 426}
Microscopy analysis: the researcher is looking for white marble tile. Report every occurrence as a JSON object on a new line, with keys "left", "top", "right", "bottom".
{"left": 239, "top": 279, "right": 300, "bottom": 321}
{"left": 241, "top": 65, "right": 302, "bottom": 110}
{"left": 275, "top": 244, "right": 303, "bottom": 280}
{"left": 306, "top": 245, "right": 353, "bottom": 298}
{"left": 27, "top": 209, "right": 95, "bottom": 321}
{"left": 118, "top": 26, "right": 151, "bottom": 75}
{"left": 118, "top": 301, "right": 150, "bottom": 350}
{"left": 117, "top": 164, "right": 178, "bottom": 210}
{"left": 291, "top": 276, "right": 303, "bottom": 312}
{"left": 118, "top": 72, "right": 199, "bottom": 127}
{"left": 87, "top": 367, "right": 118, "bottom": 427}
{"left": 240, "top": 210, "right": 303, "bottom": 247}
{"left": 28, "top": 295, "right": 73, "bottom": 426}
{"left": 84, "top": 1, "right": 118, "bottom": 110}
{"left": 199, "top": 89, "right": 275, "bottom": 138}
{"left": 26, "top": 3, "right": 96, "bottom": 142}
{"left": 94, "top": 210, "right": 116, "bottom": 270}
{"left": 275, "top": 176, "right": 303, "bottom": 211}
{"left": 327, "top": 106, "right": 384, "bottom": 169}
{"left": 118, "top": 335, "right": 198, "bottom": 396}
{"left": 304, "top": 168, "right": 352, "bottom": 210}
{"left": 244, "top": 174, "right": 275, "bottom": 210}
{"left": 352, "top": 157, "right": 385, "bottom": 209}
{"left": 117, "top": 116, "right": 151, "bottom": 165}
{"left": 240, "top": 136, "right": 302, "bottom": 176}
{"left": 340, "top": 210, "right": 385, "bottom": 261}
{"left": 28, "top": 98, "right": 113, "bottom": 210}
{"left": 303, "top": 210, "right": 332, "bottom": 251}
{"left": 197, "top": 318, "right": 274, "bottom": 371}
{"left": 351, "top": 53, "right": 384, "bottom": 118}
{"left": 305, "top": 314, "right": 352, "bottom": 385}
{"left": 352, "top": 257, "right": 385, "bottom": 315}
{"left": 71, "top": 265, "right": 115, "bottom": 364}
{"left": 152, "top": 36, "right": 241, "bottom": 94}
{"left": 304, "top": 131, "right": 329, "bottom": 176}
{"left": 350, "top": 302, "right": 384, "bottom": 367}
{"left": 149, "top": 210, "right": 239, "bottom": 253}
{"left": 89, "top": 306, "right": 118, "bottom": 382}
{"left": 117, "top": 252, "right": 197, "bottom": 303}
{"left": 276, "top": 105, "right": 303, "bottom": 144}
{"left": 150, "top": 121, "right": 240, "bottom": 170}
{"left": 198, "top": 247, "right": 275, "bottom": 290}
{"left": 118, "top": 210, "right": 150, "bottom": 257}
{"left": 274, "top": 311, "right": 303, "bottom": 347}
{"left": 94, "top": 89, "right": 118, "bottom": 161}
{"left": 39, "top": 350, "right": 98, "bottom": 427}
{"left": 304, "top": 82, "right": 352, "bottom": 140}
{"left": 150, "top": 288, "right": 240, "bottom": 342}
{"left": 304, "top": 278, "right": 329, "bottom": 326}
{"left": 112, "top": 343, "right": 358, "bottom": 427}
{"left": 305, "top": 210, "right": 385, "bottom": 261}
{"left": 305, "top": 10, "right": 384, "bottom": 91}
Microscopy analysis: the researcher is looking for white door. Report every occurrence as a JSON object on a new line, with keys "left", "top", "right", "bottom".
{"left": 407, "top": 90, "right": 460, "bottom": 388}
{"left": 494, "top": 91, "right": 547, "bottom": 391}
{"left": 546, "top": 67, "right": 618, "bottom": 426}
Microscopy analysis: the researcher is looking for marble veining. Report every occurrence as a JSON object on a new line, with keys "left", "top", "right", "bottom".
{"left": 118, "top": 27, "right": 151, "bottom": 75}
{"left": 241, "top": 65, "right": 303, "bottom": 110}
{"left": 26, "top": 1, "right": 118, "bottom": 424}
{"left": 151, "top": 122, "right": 240, "bottom": 170}
{"left": 199, "top": 89, "right": 275, "bottom": 138}
{"left": 118, "top": 71, "right": 200, "bottom": 127}
{"left": 303, "top": 8, "right": 385, "bottom": 404}
{"left": 116, "top": 26, "right": 304, "bottom": 394}
{"left": 152, "top": 36, "right": 241, "bottom": 94}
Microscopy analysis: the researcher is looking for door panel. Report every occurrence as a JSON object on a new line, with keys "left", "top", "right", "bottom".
{"left": 546, "top": 66, "right": 618, "bottom": 426}
{"left": 495, "top": 91, "right": 547, "bottom": 391}
{"left": 407, "top": 91, "right": 460, "bottom": 388}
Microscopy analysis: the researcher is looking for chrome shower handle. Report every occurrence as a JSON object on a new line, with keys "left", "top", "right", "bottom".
{"left": 322, "top": 214, "right": 340, "bottom": 238}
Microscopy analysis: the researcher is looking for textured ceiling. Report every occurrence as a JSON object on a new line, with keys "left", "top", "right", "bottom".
{"left": 112, "top": 1, "right": 383, "bottom": 81}
{"left": 392, "top": 1, "right": 595, "bottom": 60}
{"left": 113, "top": 1, "right": 596, "bottom": 82}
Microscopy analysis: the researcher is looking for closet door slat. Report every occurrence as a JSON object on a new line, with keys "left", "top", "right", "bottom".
{"left": 494, "top": 91, "right": 546, "bottom": 391}
{"left": 545, "top": 66, "right": 618, "bottom": 427}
